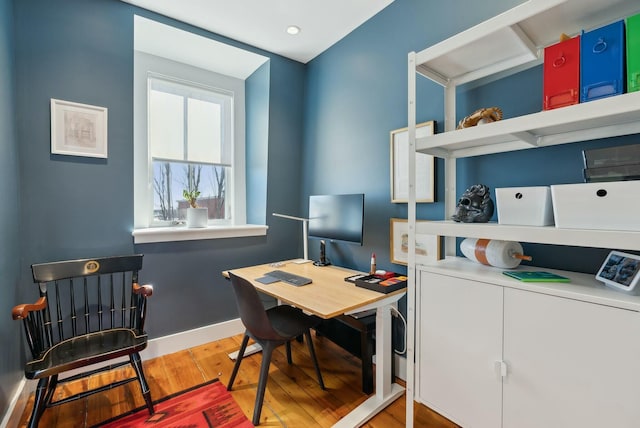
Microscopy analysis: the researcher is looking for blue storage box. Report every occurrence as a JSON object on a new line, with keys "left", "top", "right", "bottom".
{"left": 581, "top": 20, "right": 626, "bottom": 102}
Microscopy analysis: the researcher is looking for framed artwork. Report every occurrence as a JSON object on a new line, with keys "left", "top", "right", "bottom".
{"left": 390, "top": 120, "right": 435, "bottom": 203}
{"left": 390, "top": 218, "right": 441, "bottom": 266}
{"left": 51, "top": 98, "right": 108, "bottom": 158}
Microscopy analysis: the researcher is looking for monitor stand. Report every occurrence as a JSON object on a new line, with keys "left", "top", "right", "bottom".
{"left": 313, "top": 240, "right": 331, "bottom": 266}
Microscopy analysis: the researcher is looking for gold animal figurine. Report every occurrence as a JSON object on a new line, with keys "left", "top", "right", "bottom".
{"left": 457, "top": 107, "right": 503, "bottom": 129}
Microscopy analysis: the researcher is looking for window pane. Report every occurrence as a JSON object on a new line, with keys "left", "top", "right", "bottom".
{"left": 147, "top": 75, "right": 233, "bottom": 225}
{"left": 149, "top": 89, "right": 184, "bottom": 160}
{"left": 152, "top": 160, "right": 228, "bottom": 222}
{"left": 187, "top": 98, "right": 221, "bottom": 163}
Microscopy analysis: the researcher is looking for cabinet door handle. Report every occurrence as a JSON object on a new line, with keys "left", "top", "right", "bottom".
{"left": 495, "top": 360, "right": 508, "bottom": 378}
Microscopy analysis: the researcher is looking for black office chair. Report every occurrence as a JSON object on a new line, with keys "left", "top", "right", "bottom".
{"left": 12, "top": 255, "right": 154, "bottom": 428}
{"left": 226, "top": 272, "right": 325, "bottom": 425}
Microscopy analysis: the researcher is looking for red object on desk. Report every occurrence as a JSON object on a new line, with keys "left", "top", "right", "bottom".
{"left": 374, "top": 271, "right": 396, "bottom": 279}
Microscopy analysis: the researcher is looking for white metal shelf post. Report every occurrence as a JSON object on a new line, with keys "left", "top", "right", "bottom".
{"left": 405, "top": 51, "right": 417, "bottom": 428}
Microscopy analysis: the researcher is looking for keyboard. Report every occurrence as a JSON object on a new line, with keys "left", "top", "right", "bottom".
{"left": 264, "top": 270, "right": 313, "bottom": 286}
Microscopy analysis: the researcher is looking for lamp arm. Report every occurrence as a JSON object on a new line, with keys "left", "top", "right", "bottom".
{"left": 272, "top": 213, "right": 310, "bottom": 261}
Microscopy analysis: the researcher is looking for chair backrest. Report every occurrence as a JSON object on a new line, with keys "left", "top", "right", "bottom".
{"left": 23, "top": 254, "right": 150, "bottom": 359}
{"left": 228, "top": 272, "right": 285, "bottom": 341}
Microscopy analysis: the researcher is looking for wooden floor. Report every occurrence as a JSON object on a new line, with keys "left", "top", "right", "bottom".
{"left": 15, "top": 333, "right": 459, "bottom": 427}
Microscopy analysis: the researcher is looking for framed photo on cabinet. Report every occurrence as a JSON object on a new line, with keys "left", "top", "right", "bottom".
{"left": 390, "top": 120, "right": 435, "bottom": 203}
{"left": 51, "top": 98, "right": 108, "bottom": 158}
{"left": 390, "top": 218, "right": 441, "bottom": 265}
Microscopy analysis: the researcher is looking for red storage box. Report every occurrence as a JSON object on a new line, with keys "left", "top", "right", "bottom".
{"left": 543, "top": 35, "right": 580, "bottom": 110}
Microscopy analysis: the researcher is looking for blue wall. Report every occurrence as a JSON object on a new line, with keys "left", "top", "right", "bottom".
{"left": 0, "top": 0, "right": 22, "bottom": 417}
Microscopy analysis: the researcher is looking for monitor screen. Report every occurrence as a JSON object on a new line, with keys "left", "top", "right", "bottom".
{"left": 308, "top": 194, "right": 364, "bottom": 245}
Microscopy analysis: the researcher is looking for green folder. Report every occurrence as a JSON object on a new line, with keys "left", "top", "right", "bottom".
{"left": 502, "top": 271, "right": 570, "bottom": 282}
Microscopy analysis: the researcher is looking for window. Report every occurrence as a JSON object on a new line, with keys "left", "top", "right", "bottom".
{"left": 148, "top": 76, "right": 232, "bottom": 225}
{"left": 132, "top": 16, "right": 269, "bottom": 243}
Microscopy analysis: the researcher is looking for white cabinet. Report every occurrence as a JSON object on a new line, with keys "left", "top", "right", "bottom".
{"left": 418, "top": 260, "right": 640, "bottom": 428}
{"left": 503, "top": 287, "right": 640, "bottom": 428}
{"left": 418, "top": 270, "right": 503, "bottom": 427}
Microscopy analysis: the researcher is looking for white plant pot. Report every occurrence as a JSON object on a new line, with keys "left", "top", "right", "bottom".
{"left": 186, "top": 207, "right": 208, "bottom": 228}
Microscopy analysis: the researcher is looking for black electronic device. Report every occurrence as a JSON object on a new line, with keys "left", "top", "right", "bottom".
{"left": 314, "top": 240, "right": 331, "bottom": 266}
{"left": 308, "top": 194, "right": 364, "bottom": 245}
{"left": 309, "top": 193, "right": 364, "bottom": 266}
{"left": 263, "top": 270, "right": 313, "bottom": 286}
{"left": 308, "top": 193, "right": 365, "bottom": 266}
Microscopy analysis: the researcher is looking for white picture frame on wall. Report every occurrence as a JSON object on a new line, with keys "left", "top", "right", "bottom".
{"left": 390, "top": 120, "right": 435, "bottom": 203}
{"left": 51, "top": 98, "right": 108, "bottom": 158}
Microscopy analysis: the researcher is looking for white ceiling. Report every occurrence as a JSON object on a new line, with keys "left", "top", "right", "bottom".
{"left": 122, "top": 0, "right": 394, "bottom": 64}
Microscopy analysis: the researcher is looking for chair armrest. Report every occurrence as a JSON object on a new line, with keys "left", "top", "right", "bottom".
{"left": 12, "top": 297, "right": 47, "bottom": 320}
{"left": 133, "top": 283, "right": 153, "bottom": 297}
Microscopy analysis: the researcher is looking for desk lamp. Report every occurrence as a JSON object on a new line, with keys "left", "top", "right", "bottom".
{"left": 272, "top": 213, "right": 310, "bottom": 262}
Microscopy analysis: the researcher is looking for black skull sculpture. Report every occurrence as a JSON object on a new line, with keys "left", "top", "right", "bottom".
{"left": 451, "top": 184, "right": 494, "bottom": 223}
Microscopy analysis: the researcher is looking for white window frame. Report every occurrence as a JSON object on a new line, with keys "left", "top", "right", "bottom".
{"left": 133, "top": 51, "right": 266, "bottom": 243}
{"left": 132, "top": 16, "right": 269, "bottom": 244}
{"left": 147, "top": 73, "right": 233, "bottom": 226}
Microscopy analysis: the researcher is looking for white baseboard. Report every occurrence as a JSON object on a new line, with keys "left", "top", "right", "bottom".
{"left": 142, "top": 318, "right": 244, "bottom": 360}
{"left": 1, "top": 378, "right": 29, "bottom": 428}
{"left": 1, "top": 318, "right": 244, "bottom": 428}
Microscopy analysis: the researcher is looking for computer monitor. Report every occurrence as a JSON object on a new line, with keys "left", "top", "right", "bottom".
{"left": 308, "top": 193, "right": 364, "bottom": 265}
{"left": 308, "top": 194, "right": 364, "bottom": 265}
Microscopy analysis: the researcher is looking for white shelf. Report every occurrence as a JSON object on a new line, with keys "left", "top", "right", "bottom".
{"left": 417, "top": 221, "right": 640, "bottom": 251}
{"left": 416, "top": 91, "right": 640, "bottom": 159}
{"left": 415, "top": 0, "right": 640, "bottom": 87}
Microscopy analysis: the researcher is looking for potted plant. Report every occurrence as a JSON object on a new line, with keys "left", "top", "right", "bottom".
{"left": 183, "top": 189, "right": 208, "bottom": 228}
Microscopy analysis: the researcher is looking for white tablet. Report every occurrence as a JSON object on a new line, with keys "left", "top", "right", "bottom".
{"left": 595, "top": 250, "right": 640, "bottom": 292}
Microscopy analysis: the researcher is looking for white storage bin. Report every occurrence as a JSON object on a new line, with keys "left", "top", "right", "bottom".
{"left": 551, "top": 181, "right": 640, "bottom": 230}
{"left": 496, "top": 186, "right": 555, "bottom": 226}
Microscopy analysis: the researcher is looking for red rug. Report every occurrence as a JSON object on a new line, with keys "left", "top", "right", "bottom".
{"left": 94, "top": 379, "right": 253, "bottom": 427}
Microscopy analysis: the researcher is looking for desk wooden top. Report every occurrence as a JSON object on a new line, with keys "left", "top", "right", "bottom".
{"left": 224, "top": 261, "right": 406, "bottom": 319}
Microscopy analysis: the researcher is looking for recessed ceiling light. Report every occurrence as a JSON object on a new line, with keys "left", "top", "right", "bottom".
{"left": 286, "top": 25, "right": 301, "bottom": 35}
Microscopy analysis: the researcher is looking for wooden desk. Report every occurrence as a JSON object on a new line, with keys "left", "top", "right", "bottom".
{"left": 225, "top": 260, "right": 406, "bottom": 428}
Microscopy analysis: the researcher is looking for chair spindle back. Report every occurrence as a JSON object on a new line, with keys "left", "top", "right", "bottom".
{"left": 24, "top": 255, "right": 148, "bottom": 360}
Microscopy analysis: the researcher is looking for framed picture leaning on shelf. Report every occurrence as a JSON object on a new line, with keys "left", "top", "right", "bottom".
{"left": 390, "top": 218, "right": 441, "bottom": 265}
{"left": 390, "top": 120, "right": 435, "bottom": 203}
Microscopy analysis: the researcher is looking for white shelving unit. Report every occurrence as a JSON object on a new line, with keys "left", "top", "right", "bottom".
{"left": 404, "top": 0, "right": 640, "bottom": 426}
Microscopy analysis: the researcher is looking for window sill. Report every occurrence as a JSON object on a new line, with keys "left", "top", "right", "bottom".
{"left": 132, "top": 224, "right": 268, "bottom": 244}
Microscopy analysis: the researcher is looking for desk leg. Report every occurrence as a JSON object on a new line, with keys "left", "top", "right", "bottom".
{"left": 332, "top": 303, "right": 405, "bottom": 428}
